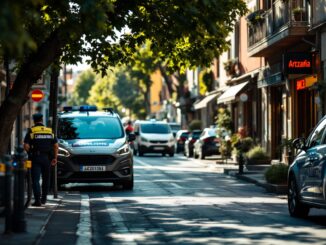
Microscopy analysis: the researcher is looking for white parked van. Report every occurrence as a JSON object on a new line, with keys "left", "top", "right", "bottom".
{"left": 133, "top": 120, "right": 175, "bottom": 157}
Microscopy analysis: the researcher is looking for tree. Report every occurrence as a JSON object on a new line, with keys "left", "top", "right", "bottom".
{"left": 87, "top": 71, "right": 120, "bottom": 110}
{"left": 112, "top": 68, "right": 147, "bottom": 119}
{"left": 69, "top": 69, "right": 96, "bottom": 105}
{"left": 0, "top": 0, "right": 247, "bottom": 155}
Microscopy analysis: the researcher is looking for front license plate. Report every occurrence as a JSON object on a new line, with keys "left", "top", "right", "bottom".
{"left": 154, "top": 147, "right": 164, "bottom": 150}
{"left": 81, "top": 166, "right": 106, "bottom": 171}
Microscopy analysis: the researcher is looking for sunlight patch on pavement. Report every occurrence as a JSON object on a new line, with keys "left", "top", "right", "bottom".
{"left": 76, "top": 194, "right": 92, "bottom": 245}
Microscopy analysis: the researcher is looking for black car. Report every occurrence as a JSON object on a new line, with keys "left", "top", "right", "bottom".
{"left": 288, "top": 116, "right": 326, "bottom": 217}
{"left": 175, "top": 130, "right": 189, "bottom": 153}
{"left": 184, "top": 130, "right": 202, "bottom": 158}
{"left": 193, "top": 128, "right": 220, "bottom": 159}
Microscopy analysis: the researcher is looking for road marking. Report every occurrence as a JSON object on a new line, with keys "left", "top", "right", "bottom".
{"left": 76, "top": 194, "right": 92, "bottom": 245}
{"left": 134, "top": 158, "right": 151, "bottom": 166}
{"left": 103, "top": 194, "right": 137, "bottom": 245}
{"left": 170, "top": 183, "right": 182, "bottom": 189}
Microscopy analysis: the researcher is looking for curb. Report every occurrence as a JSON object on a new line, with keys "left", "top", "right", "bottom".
{"left": 223, "top": 169, "right": 288, "bottom": 195}
{"left": 34, "top": 194, "right": 64, "bottom": 245}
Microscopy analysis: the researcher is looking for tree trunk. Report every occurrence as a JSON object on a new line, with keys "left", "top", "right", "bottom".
{"left": 0, "top": 30, "right": 70, "bottom": 155}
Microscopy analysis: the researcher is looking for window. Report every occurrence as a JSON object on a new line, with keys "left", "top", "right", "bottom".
{"left": 307, "top": 118, "right": 326, "bottom": 148}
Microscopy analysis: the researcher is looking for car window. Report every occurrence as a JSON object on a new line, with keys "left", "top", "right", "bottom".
{"left": 307, "top": 118, "right": 326, "bottom": 148}
{"left": 141, "top": 124, "right": 171, "bottom": 134}
{"left": 58, "top": 117, "right": 124, "bottom": 139}
{"left": 169, "top": 124, "right": 181, "bottom": 131}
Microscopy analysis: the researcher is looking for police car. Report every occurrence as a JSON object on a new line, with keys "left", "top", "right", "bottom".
{"left": 57, "top": 106, "right": 135, "bottom": 189}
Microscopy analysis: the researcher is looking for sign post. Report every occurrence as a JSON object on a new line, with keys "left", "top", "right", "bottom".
{"left": 31, "top": 89, "right": 44, "bottom": 102}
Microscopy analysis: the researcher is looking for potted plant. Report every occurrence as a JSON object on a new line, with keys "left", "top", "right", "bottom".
{"left": 293, "top": 7, "right": 306, "bottom": 21}
{"left": 245, "top": 145, "right": 270, "bottom": 166}
{"left": 246, "top": 9, "right": 265, "bottom": 26}
{"left": 264, "top": 163, "right": 289, "bottom": 185}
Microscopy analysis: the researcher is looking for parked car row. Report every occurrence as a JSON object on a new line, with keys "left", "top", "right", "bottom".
{"left": 175, "top": 128, "right": 220, "bottom": 159}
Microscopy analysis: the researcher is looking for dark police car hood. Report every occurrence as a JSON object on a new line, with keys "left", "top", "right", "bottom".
{"left": 59, "top": 138, "right": 126, "bottom": 154}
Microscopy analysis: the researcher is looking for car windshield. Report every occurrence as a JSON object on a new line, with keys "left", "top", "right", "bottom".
{"left": 141, "top": 123, "right": 171, "bottom": 134}
{"left": 58, "top": 117, "right": 124, "bottom": 139}
{"left": 169, "top": 124, "right": 181, "bottom": 131}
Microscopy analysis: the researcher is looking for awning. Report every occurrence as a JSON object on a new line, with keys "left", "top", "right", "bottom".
{"left": 217, "top": 81, "right": 248, "bottom": 104}
{"left": 194, "top": 93, "right": 219, "bottom": 110}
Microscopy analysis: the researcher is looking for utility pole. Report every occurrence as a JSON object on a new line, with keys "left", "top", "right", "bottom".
{"left": 4, "top": 55, "right": 11, "bottom": 154}
{"left": 49, "top": 65, "right": 59, "bottom": 198}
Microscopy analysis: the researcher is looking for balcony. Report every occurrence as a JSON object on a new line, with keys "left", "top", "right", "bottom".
{"left": 247, "top": 0, "right": 311, "bottom": 57}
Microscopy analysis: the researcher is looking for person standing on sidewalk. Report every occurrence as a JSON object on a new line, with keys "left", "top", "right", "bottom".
{"left": 23, "top": 113, "right": 58, "bottom": 206}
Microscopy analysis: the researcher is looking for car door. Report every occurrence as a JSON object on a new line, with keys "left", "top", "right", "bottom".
{"left": 300, "top": 118, "right": 326, "bottom": 202}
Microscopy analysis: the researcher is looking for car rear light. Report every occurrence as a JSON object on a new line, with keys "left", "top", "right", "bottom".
{"left": 214, "top": 138, "right": 220, "bottom": 143}
{"left": 180, "top": 136, "right": 187, "bottom": 141}
{"left": 190, "top": 139, "right": 196, "bottom": 143}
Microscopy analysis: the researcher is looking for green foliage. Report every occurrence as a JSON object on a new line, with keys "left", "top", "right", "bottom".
{"left": 216, "top": 108, "right": 232, "bottom": 134}
{"left": 264, "top": 163, "right": 289, "bottom": 184}
{"left": 220, "top": 140, "right": 232, "bottom": 160}
{"left": 69, "top": 69, "right": 96, "bottom": 105}
{"left": 87, "top": 70, "right": 120, "bottom": 109}
{"left": 113, "top": 66, "right": 147, "bottom": 119}
{"left": 199, "top": 68, "right": 214, "bottom": 95}
{"left": 246, "top": 145, "right": 269, "bottom": 160}
{"left": 233, "top": 136, "right": 254, "bottom": 156}
{"left": 0, "top": 0, "right": 248, "bottom": 71}
{"left": 189, "top": 120, "right": 202, "bottom": 131}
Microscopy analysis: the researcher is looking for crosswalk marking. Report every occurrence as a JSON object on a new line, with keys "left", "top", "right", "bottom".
{"left": 76, "top": 194, "right": 92, "bottom": 245}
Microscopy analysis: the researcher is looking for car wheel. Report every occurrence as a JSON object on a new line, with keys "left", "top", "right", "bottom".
{"left": 288, "top": 176, "right": 310, "bottom": 218}
{"left": 169, "top": 152, "right": 174, "bottom": 157}
{"left": 139, "top": 150, "right": 143, "bottom": 156}
{"left": 194, "top": 149, "right": 198, "bottom": 159}
{"left": 199, "top": 149, "right": 205, "bottom": 160}
{"left": 133, "top": 147, "right": 138, "bottom": 156}
{"left": 122, "top": 176, "right": 134, "bottom": 190}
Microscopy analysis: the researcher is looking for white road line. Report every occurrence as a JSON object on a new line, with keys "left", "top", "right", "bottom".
{"left": 170, "top": 183, "right": 182, "bottom": 189}
{"left": 76, "top": 194, "right": 92, "bottom": 245}
{"left": 134, "top": 158, "right": 151, "bottom": 166}
{"left": 103, "top": 194, "right": 137, "bottom": 245}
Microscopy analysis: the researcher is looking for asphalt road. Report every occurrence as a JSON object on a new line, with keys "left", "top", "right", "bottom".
{"left": 41, "top": 154, "right": 326, "bottom": 245}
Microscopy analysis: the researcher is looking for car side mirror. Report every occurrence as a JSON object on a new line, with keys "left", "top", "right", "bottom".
{"left": 128, "top": 133, "right": 136, "bottom": 142}
{"left": 292, "top": 137, "right": 306, "bottom": 151}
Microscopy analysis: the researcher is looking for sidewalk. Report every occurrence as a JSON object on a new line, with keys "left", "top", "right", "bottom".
{"left": 211, "top": 157, "right": 288, "bottom": 195}
{"left": 0, "top": 194, "right": 63, "bottom": 245}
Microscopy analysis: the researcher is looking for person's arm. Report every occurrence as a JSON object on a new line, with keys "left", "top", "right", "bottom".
{"left": 23, "top": 143, "right": 30, "bottom": 152}
{"left": 51, "top": 143, "right": 59, "bottom": 166}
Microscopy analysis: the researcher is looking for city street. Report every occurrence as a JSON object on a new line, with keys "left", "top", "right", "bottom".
{"left": 38, "top": 154, "right": 326, "bottom": 245}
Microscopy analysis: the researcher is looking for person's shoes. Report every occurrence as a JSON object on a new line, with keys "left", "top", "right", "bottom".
{"left": 32, "top": 200, "right": 42, "bottom": 207}
{"left": 41, "top": 198, "right": 47, "bottom": 205}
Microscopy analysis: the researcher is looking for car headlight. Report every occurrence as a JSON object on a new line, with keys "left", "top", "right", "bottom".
{"left": 117, "top": 144, "right": 130, "bottom": 155}
{"left": 169, "top": 137, "right": 175, "bottom": 143}
{"left": 58, "top": 147, "right": 70, "bottom": 157}
{"left": 141, "top": 137, "right": 149, "bottom": 142}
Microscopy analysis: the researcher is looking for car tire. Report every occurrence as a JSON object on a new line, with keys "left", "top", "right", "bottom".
{"left": 194, "top": 150, "right": 198, "bottom": 159}
{"left": 199, "top": 150, "right": 205, "bottom": 160}
{"left": 122, "top": 176, "right": 134, "bottom": 190}
{"left": 169, "top": 152, "right": 174, "bottom": 157}
{"left": 133, "top": 148, "right": 138, "bottom": 156}
{"left": 139, "top": 150, "right": 143, "bottom": 156}
{"left": 288, "top": 176, "right": 310, "bottom": 218}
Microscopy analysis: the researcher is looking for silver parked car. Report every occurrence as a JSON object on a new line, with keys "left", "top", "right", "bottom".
{"left": 288, "top": 116, "right": 326, "bottom": 217}
{"left": 57, "top": 106, "right": 135, "bottom": 190}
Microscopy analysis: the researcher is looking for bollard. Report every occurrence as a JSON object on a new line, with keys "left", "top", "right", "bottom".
{"left": 238, "top": 152, "right": 244, "bottom": 175}
{"left": 3, "top": 155, "right": 13, "bottom": 234}
{"left": 24, "top": 160, "right": 32, "bottom": 209}
{"left": 12, "top": 146, "right": 27, "bottom": 233}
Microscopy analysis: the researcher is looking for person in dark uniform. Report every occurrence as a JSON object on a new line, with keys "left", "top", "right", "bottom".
{"left": 23, "top": 113, "right": 58, "bottom": 206}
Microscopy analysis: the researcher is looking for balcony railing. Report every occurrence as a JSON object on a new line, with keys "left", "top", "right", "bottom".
{"left": 248, "top": 0, "right": 308, "bottom": 48}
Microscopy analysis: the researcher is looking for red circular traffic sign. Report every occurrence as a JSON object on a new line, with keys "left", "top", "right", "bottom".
{"left": 31, "top": 89, "right": 44, "bottom": 102}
